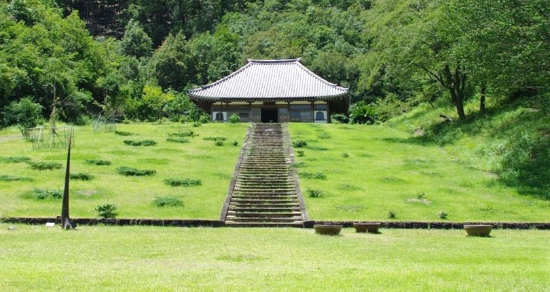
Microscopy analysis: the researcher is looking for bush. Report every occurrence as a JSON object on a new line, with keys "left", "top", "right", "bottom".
{"left": 114, "top": 131, "right": 133, "bottom": 136}
{"left": 342, "top": 152, "right": 349, "bottom": 158}
{"left": 438, "top": 211, "right": 448, "bottom": 220}
{"left": 117, "top": 166, "right": 156, "bottom": 176}
{"left": 292, "top": 140, "right": 307, "bottom": 148}
{"left": 215, "top": 140, "right": 224, "bottom": 146}
{"left": 70, "top": 173, "right": 94, "bottom": 180}
{"left": 123, "top": 139, "right": 157, "bottom": 146}
{"left": 306, "top": 188, "right": 323, "bottom": 198}
{"left": 231, "top": 141, "right": 239, "bottom": 146}
{"left": 164, "top": 178, "right": 202, "bottom": 187}
{"left": 228, "top": 113, "right": 240, "bottom": 123}
{"left": 388, "top": 210, "right": 397, "bottom": 219}
{"left": 95, "top": 204, "right": 117, "bottom": 219}
{"left": 168, "top": 131, "right": 194, "bottom": 137}
{"left": 349, "top": 101, "right": 377, "bottom": 124}
{"left": 203, "top": 136, "right": 226, "bottom": 141}
{"left": 198, "top": 115, "right": 210, "bottom": 123}
{"left": 27, "top": 161, "right": 62, "bottom": 170}
{"left": 2, "top": 97, "right": 43, "bottom": 138}
{"left": 24, "top": 188, "right": 62, "bottom": 200}
{"left": 193, "top": 122, "right": 202, "bottom": 127}
{"left": 166, "top": 137, "right": 189, "bottom": 143}
{"left": 300, "top": 172, "right": 327, "bottom": 179}
{"left": 0, "top": 156, "right": 31, "bottom": 163}
{"left": 297, "top": 150, "right": 304, "bottom": 157}
{"left": 0, "top": 175, "right": 32, "bottom": 182}
{"left": 330, "top": 113, "right": 349, "bottom": 124}
{"left": 153, "top": 196, "right": 184, "bottom": 207}
{"left": 85, "top": 159, "right": 111, "bottom": 166}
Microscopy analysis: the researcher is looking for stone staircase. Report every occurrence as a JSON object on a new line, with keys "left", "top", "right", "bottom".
{"left": 221, "top": 123, "right": 307, "bottom": 227}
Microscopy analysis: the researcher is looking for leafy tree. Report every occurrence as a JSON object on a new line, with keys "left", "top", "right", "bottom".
{"left": 2, "top": 97, "right": 43, "bottom": 136}
{"left": 119, "top": 20, "right": 153, "bottom": 59}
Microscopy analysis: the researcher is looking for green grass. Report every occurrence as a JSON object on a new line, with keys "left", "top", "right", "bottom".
{"left": 0, "top": 122, "right": 249, "bottom": 219}
{"left": 0, "top": 224, "right": 548, "bottom": 291}
{"left": 288, "top": 123, "right": 550, "bottom": 222}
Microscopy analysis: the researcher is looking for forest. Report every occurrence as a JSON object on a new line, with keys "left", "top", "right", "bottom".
{"left": 1, "top": 0, "right": 549, "bottom": 194}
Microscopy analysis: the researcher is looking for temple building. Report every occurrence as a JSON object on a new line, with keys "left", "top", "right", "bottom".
{"left": 188, "top": 58, "right": 349, "bottom": 123}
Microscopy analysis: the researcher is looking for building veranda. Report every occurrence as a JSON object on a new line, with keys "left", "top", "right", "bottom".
{"left": 188, "top": 58, "right": 349, "bottom": 123}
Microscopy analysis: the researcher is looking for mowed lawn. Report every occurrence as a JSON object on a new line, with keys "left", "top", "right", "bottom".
{"left": 0, "top": 224, "right": 548, "bottom": 291}
{"left": 0, "top": 122, "right": 249, "bottom": 219}
{"left": 288, "top": 123, "right": 549, "bottom": 222}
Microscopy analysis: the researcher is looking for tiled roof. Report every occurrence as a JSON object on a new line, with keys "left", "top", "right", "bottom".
{"left": 188, "top": 58, "right": 348, "bottom": 102}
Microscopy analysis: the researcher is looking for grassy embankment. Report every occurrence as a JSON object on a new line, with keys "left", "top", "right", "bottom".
{"left": 0, "top": 122, "right": 249, "bottom": 219}
{"left": 0, "top": 224, "right": 548, "bottom": 291}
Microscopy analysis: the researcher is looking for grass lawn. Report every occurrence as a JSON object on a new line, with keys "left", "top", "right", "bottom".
{"left": 0, "top": 224, "right": 548, "bottom": 291}
{"left": 0, "top": 122, "right": 249, "bottom": 219}
{"left": 288, "top": 123, "right": 549, "bottom": 222}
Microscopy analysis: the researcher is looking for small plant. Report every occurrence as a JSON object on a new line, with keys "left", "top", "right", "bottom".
{"left": 153, "top": 196, "right": 184, "bottom": 207}
{"left": 215, "top": 140, "right": 224, "bottom": 146}
{"left": 117, "top": 166, "right": 156, "bottom": 176}
{"left": 300, "top": 172, "right": 327, "bottom": 179}
{"left": 297, "top": 150, "right": 304, "bottom": 157}
{"left": 388, "top": 210, "right": 397, "bottom": 219}
{"left": 0, "top": 175, "right": 33, "bottom": 182}
{"left": 114, "top": 131, "right": 133, "bottom": 136}
{"left": 342, "top": 152, "right": 349, "bottom": 158}
{"left": 168, "top": 131, "right": 194, "bottom": 137}
{"left": 198, "top": 115, "right": 210, "bottom": 124}
{"left": 123, "top": 140, "right": 157, "bottom": 146}
{"left": 292, "top": 140, "right": 307, "bottom": 148}
{"left": 231, "top": 141, "right": 238, "bottom": 146}
{"left": 27, "top": 161, "right": 62, "bottom": 170}
{"left": 417, "top": 192, "right": 426, "bottom": 199}
{"left": 85, "top": 159, "right": 111, "bottom": 166}
{"left": 306, "top": 146, "right": 329, "bottom": 151}
{"left": 203, "top": 136, "right": 227, "bottom": 141}
{"left": 291, "top": 162, "right": 305, "bottom": 168}
{"left": 228, "top": 113, "right": 240, "bottom": 123}
{"left": 164, "top": 178, "right": 202, "bottom": 187}
{"left": 438, "top": 211, "right": 448, "bottom": 220}
{"left": 25, "top": 188, "right": 62, "bottom": 200}
{"left": 70, "top": 173, "right": 94, "bottom": 181}
{"left": 95, "top": 204, "right": 118, "bottom": 219}
{"left": 166, "top": 137, "right": 189, "bottom": 143}
{"left": 318, "top": 132, "right": 331, "bottom": 139}
{"left": 0, "top": 156, "right": 31, "bottom": 163}
{"left": 306, "top": 188, "right": 323, "bottom": 198}
{"left": 192, "top": 122, "right": 202, "bottom": 127}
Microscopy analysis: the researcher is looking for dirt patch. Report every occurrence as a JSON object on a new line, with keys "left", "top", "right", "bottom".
{"left": 0, "top": 135, "right": 21, "bottom": 143}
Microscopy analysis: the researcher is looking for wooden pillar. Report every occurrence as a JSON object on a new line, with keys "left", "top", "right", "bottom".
{"left": 311, "top": 101, "right": 315, "bottom": 123}
{"left": 249, "top": 102, "right": 252, "bottom": 123}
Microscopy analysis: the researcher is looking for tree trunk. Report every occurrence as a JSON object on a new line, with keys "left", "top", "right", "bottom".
{"left": 479, "top": 85, "right": 486, "bottom": 113}
{"left": 443, "top": 65, "right": 467, "bottom": 120}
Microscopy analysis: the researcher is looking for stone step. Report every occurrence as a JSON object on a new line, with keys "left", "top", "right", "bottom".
{"left": 229, "top": 202, "right": 300, "bottom": 208}
{"left": 227, "top": 207, "right": 301, "bottom": 212}
{"left": 227, "top": 211, "right": 302, "bottom": 218}
{"left": 225, "top": 217, "right": 302, "bottom": 223}
{"left": 224, "top": 222, "right": 303, "bottom": 228}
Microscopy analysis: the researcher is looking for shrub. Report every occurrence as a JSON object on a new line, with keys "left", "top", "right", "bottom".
{"left": 198, "top": 115, "right": 210, "bottom": 123}
{"left": 0, "top": 175, "right": 33, "bottom": 182}
{"left": 117, "top": 166, "right": 156, "bottom": 176}
{"left": 342, "top": 152, "right": 349, "bottom": 158}
{"left": 300, "top": 172, "right": 327, "bottom": 179}
{"left": 292, "top": 140, "right": 307, "bottom": 148}
{"left": 95, "top": 204, "right": 117, "bottom": 219}
{"left": 330, "top": 113, "right": 349, "bottom": 124}
{"left": 153, "top": 196, "right": 184, "bottom": 207}
{"left": 0, "top": 156, "right": 31, "bottom": 163}
{"left": 306, "top": 188, "right": 323, "bottom": 198}
{"left": 164, "top": 178, "right": 202, "bottom": 187}
{"left": 166, "top": 137, "right": 189, "bottom": 143}
{"left": 297, "top": 150, "right": 304, "bottom": 157}
{"left": 70, "top": 173, "right": 93, "bottom": 181}
{"left": 215, "top": 140, "right": 224, "bottom": 146}
{"left": 85, "top": 159, "right": 111, "bottom": 166}
{"left": 114, "top": 131, "right": 133, "bottom": 136}
{"left": 3, "top": 97, "right": 43, "bottom": 138}
{"left": 123, "top": 139, "right": 157, "bottom": 146}
{"left": 168, "top": 131, "right": 194, "bottom": 137}
{"left": 25, "top": 188, "right": 62, "bottom": 200}
{"left": 228, "top": 113, "right": 240, "bottom": 123}
{"left": 203, "top": 136, "right": 226, "bottom": 141}
{"left": 349, "top": 101, "right": 377, "bottom": 124}
{"left": 192, "top": 122, "right": 202, "bottom": 127}
{"left": 27, "top": 161, "right": 62, "bottom": 170}
{"left": 231, "top": 141, "right": 238, "bottom": 146}
{"left": 438, "top": 211, "right": 448, "bottom": 220}
{"left": 388, "top": 210, "right": 397, "bottom": 219}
